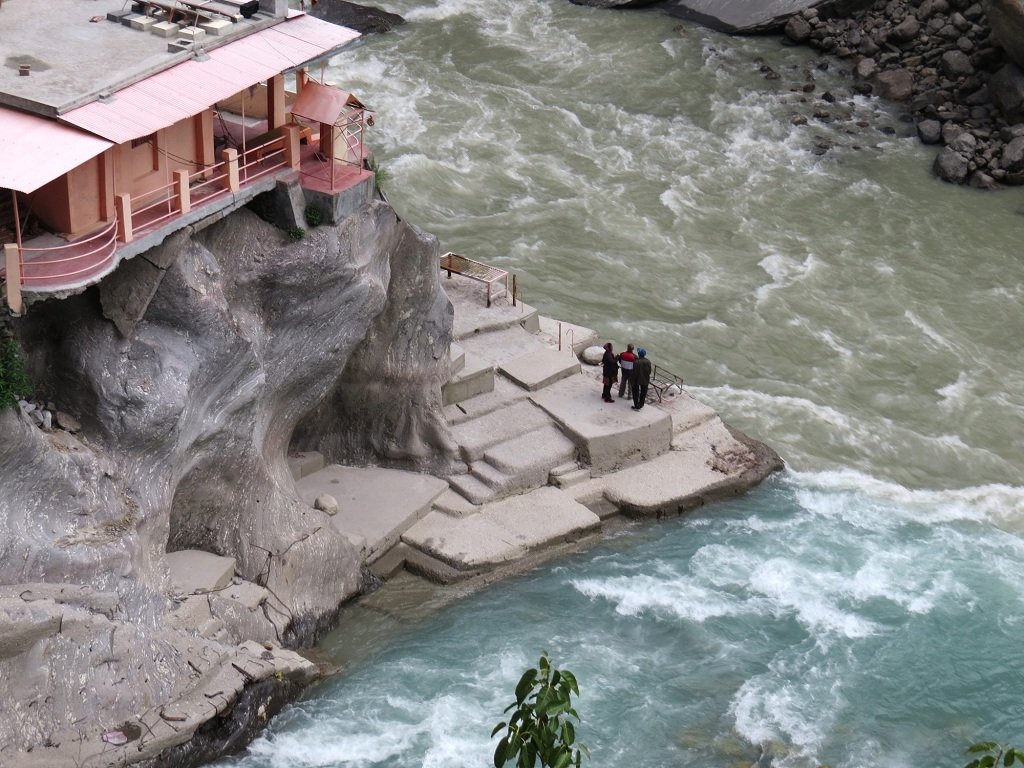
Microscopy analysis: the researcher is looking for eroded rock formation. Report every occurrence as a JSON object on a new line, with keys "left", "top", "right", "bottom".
{"left": 0, "top": 200, "right": 457, "bottom": 766}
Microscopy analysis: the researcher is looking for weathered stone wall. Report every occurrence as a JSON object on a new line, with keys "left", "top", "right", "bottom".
{"left": 0, "top": 200, "right": 455, "bottom": 764}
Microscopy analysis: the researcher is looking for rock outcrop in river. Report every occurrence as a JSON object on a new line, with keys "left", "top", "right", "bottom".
{"left": 0, "top": 200, "right": 456, "bottom": 766}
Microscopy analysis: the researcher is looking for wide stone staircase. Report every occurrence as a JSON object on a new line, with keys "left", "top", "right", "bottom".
{"left": 278, "top": 266, "right": 767, "bottom": 585}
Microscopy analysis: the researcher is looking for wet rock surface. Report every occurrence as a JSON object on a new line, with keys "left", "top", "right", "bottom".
{"left": 307, "top": 0, "right": 405, "bottom": 34}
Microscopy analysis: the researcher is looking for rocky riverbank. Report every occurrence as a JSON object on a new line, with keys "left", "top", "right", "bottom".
{"left": 779, "top": 0, "right": 1024, "bottom": 187}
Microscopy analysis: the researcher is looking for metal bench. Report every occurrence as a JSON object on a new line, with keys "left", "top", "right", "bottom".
{"left": 439, "top": 252, "right": 509, "bottom": 307}
{"left": 647, "top": 363, "right": 684, "bottom": 403}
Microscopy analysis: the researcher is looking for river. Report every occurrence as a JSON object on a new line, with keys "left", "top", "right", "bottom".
{"left": 215, "top": 1, "right": 1024, "bottom": 766}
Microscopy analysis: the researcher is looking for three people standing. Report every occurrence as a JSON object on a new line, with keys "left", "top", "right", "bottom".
{"left": 600, "top": 342, "right": 653, "bottom": 409}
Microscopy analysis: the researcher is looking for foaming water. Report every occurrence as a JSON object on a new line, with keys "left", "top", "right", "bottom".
{"left": 211, "top": 3, "right": 1024, "bottom": 766}
{"left": 217, "top": 475, "right": 1024, "bottom": 768}
{"left": 331, "top": 0, "right": 1024, "bottom": 489}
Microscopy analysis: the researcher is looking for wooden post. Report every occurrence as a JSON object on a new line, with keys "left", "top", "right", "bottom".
{"left": 115, "top": 193, "right": 133, "bottom": 243}
{"left": 512, "top": 274, "right": 517, "bottom": 307}
{"left": 222, "top": 148, "right": 239, "bottom": 192}
{"left": 283, "top": 124, "right": 300, "bottom": 171}
{"left": 4, "top": 243, "right": 22, "bottom": 315}
{"left": 174, "top": 169, "right": 191, "bottom": 215}
{"left": 268, "top": 74, "right": 286, "bottom": 130}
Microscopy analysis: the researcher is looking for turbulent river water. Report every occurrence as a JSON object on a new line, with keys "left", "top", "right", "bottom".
{"left": 216, "top": 1, "right": 1024, "bottom": 766}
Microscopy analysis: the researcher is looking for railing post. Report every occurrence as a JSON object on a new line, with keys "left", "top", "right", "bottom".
{"left": 222, "top": 148, "right": 240, "bottom": 192}
{"left": 283, "top": 125, "right": 301, "bottom": 171}
{"left": 115, "top": 193, "right": 133, "bottom": 243}
{"left": 174, "top": 169, "right": 191, "bottom": 215}
{"left": 4, "top": 243, "right": 22, "bottom": 315}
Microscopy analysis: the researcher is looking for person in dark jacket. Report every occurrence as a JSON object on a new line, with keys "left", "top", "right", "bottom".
{"left": 632, "top": 348, "right": 652, "bottom": 410}
{"left": 601, "top": 342, "right": 617, "bottom": 403}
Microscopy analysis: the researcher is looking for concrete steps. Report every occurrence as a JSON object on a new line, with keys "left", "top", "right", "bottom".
{"left": 442, "top": 351, "right": 494, "bottom": 406}
{"left": 448, "top": 399, "right": 551, "bottom": 463}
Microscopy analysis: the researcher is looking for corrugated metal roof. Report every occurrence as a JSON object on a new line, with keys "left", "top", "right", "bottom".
{"left": 290, "top": 81, "right": 364, "bottom": 125}
{"left": 0, "top": 107, "right": 112, "bottom": 194}
{"left": 59, "top": 14, "right": 360, "bottom": 145}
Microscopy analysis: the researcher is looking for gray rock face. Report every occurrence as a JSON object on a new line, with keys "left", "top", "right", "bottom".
{"left": 990, "top": 63, "right": 1024, "bottom": 122}
{"left": 308, "top": 0, "right": 405, "bottom": 34}
{"left": 985, "top": 0, "right": 1024, "bottom": 70}
{"left": 0, "top": 201, "right": 455, "bottom": 764}
{"left": 659, "top": 0, "right": 874, "bottom": 34}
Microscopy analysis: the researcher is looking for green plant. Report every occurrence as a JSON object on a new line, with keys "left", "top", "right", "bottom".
{"left": 965, "top": 743, "right": 1024, "bottom": 768}
{"left": 492, "top": 653, "right": 588, "bottom": 768}
{"left": 368, "top": 157, "right": 391, "bottom": 188}
{"left": 0, "top": 339, "right": 31, "bottom": 408}
{"left": 303, "top": 204, "right": 323, "bottom": 228}
{"left": 287, "top": 225, "right": 305, "bottom": 240}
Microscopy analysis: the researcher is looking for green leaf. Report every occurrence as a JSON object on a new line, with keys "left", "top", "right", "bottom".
{"left": 1006, "top": 750, "right": 1016, "bottom": 767}
{"left": 982, "top": 755, "right": 997, "bottom": 768}
{"left": 552, "top": 751, "right": 572, "bottom": 768}
{"left": 495, "top": 737, "right": 510, "bottom": 768}
{"left": 971, "top": 744, "right": 1000, "bottom": 754}
{"left": 516, "top": 669, "right": 538, "bottom": 704}
{"left": 492, "top": 722, "right": 508, "bottom": 737}
{"left": 561, "top": 721, "right": 575, "bottom": 746}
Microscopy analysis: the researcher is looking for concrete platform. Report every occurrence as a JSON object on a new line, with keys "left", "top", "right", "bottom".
{"left": 530, "top": 374, "right": 673, "bottom": 473}
{"left": 569, "top": 417, "right": 761, "bottom": 516}
{"left": 442, "top": 375, "right": 531, "bottom": 426}
{"left": 402, "top": 486, "right": 599, "bottom": 570}
{"left": 537, "top": 315, "right": 600, "bottom": 355}
{"left": 288, "top": 450, "right": 325, "bottom": 481}
{"left": 442, "top": 351, "right": 494, "bottom": 406}
{"left": 449, "top": 398, "right": 552, "bottom": 463}
{"left": 443, "top": 274, "right": 538, "bottom": 339}
{"left": 499, "top": 347, "right": 581, "bottom": 391}
{"left": 166, "top": 550, "right": 236, "bottom": 596}
{"left": 295, "top": 465, "right": 449, "bottom": 561}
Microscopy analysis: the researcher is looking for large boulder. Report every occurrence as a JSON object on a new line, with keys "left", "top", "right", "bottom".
{"left": 658, "top": 0, "right": 875, "bottom": 33}
{"left": 984, "top": 0, "right": 1024, "bottom": 71}
{"left": 990, "top": 63, "right": 1024, "bottom": 123}
{"left": 308, "top": 0, "right": 404, "bottom": 33}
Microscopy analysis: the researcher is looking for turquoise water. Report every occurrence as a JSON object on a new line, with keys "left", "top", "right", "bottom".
{"left": 217, "top": 1, "right": 1024, "bottom": 765}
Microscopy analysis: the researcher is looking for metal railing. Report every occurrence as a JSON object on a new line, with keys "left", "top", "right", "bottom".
{"left": 18, "top": 219, "right": 119, "bottom": 286}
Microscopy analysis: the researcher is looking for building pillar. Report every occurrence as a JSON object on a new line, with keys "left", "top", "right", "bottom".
{"left": 268, "top": 74, "right": 286, "bottom": 130}
{"left": 116, "top": 193, "right": 133, "bottom": 243}
{"left": 222, "top": 148, "right": 239, "bottom": 192}
{"left": 174, "top": 169, "right": 191, "bottom": 214}
{"left": 4, "top": 243, "right": 22, "bottom": 315}
{"left": 197, "top": 110, "right": 215, "bottom": 179}
{"left": 283, "top": 124, "right": 301, "bottom": 171}
{"left": 100, "top": 148, "right": 115, "bottom": 222}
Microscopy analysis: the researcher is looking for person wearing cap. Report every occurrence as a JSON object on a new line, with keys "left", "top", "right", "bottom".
{"left": 600, "top": 342, "right": 617, "bottom": 403}
{"left": 616, "top": 344, "right": 636, "bottom": 400}
{"left": 632, "top": 348, "right": 652, "bottom": 410}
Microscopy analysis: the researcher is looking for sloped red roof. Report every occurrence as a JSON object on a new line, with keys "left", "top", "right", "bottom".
{"left": 0, "top": 107, "right": 112, "bottom": 193}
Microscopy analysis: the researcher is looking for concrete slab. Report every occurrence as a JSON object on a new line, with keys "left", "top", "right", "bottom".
{"left": 443, "top": 273, "right": 538, "bottom": 339}
{"left": 658, "top": 390, "right": 719, "bottom": 441}
{"left": 288, "top": 450, "right": 325, "bottom": 481}
{"left": 432, "top": 488, "right": 480, "bottom": 518}
{"left": 530, "top": 374, "right": 673, "bottom": 473}
{"left": 442, "top": 351, "right": 494, "bottom": 406}
{"left": 450, "top": 343, "right": 466, "bottom": 375}
{"left": 537, "top": 315, "right": 600, "bottom": 355}
{"left": 457, "top": 324, "right": 552, "bottom": 367}
{"left": 150, "top": 20, "right": 181, "bottom": 37}
{"left": 166, "top": 550, "right": 236, "bottom": 596}
{"left": 481, "top": 486, "right": 600, "bottom": 548}
{"left": 449, "top": 399, "right": 552, "bottom": 462}
{"left": 500, "top": 347, "right": 581, "bottom": 391}
{"left": 200, "top": 19, "right": 234, "bottom": 35}
{"left": 443, "top": 375, "right": 531, "bottom": 426}
{"left": 129, "top": 15, "right": 159, "bottom": 31}
{"left": 403, "top": 511, "right": 527, "bottom": 568}
{"left": 295, "top": 465, "right": 449, "bottom": 559}
{"left": 569, "top": 417, "right": 760, "bottom": 516}
{"left": 484, "top": 423, "right": 577, "bottom": 477}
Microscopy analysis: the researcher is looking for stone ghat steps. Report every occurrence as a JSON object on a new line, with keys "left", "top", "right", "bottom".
{"left": 447, "top": 422, "right": 579, "bottom": 505}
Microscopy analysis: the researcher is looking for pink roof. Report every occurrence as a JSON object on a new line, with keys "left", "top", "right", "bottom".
{"left": 59, "top": 14, "right": 360, "bottom": 145}
{"left": 290, "top": 81, "right": 364, "bottom": 125}
{"left": 0, "top": 107, "right": 112, "bottom": 194}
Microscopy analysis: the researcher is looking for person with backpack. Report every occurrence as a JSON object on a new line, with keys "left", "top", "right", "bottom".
{"left": 617, "top": 344, "right": 636, "bottom": 400}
